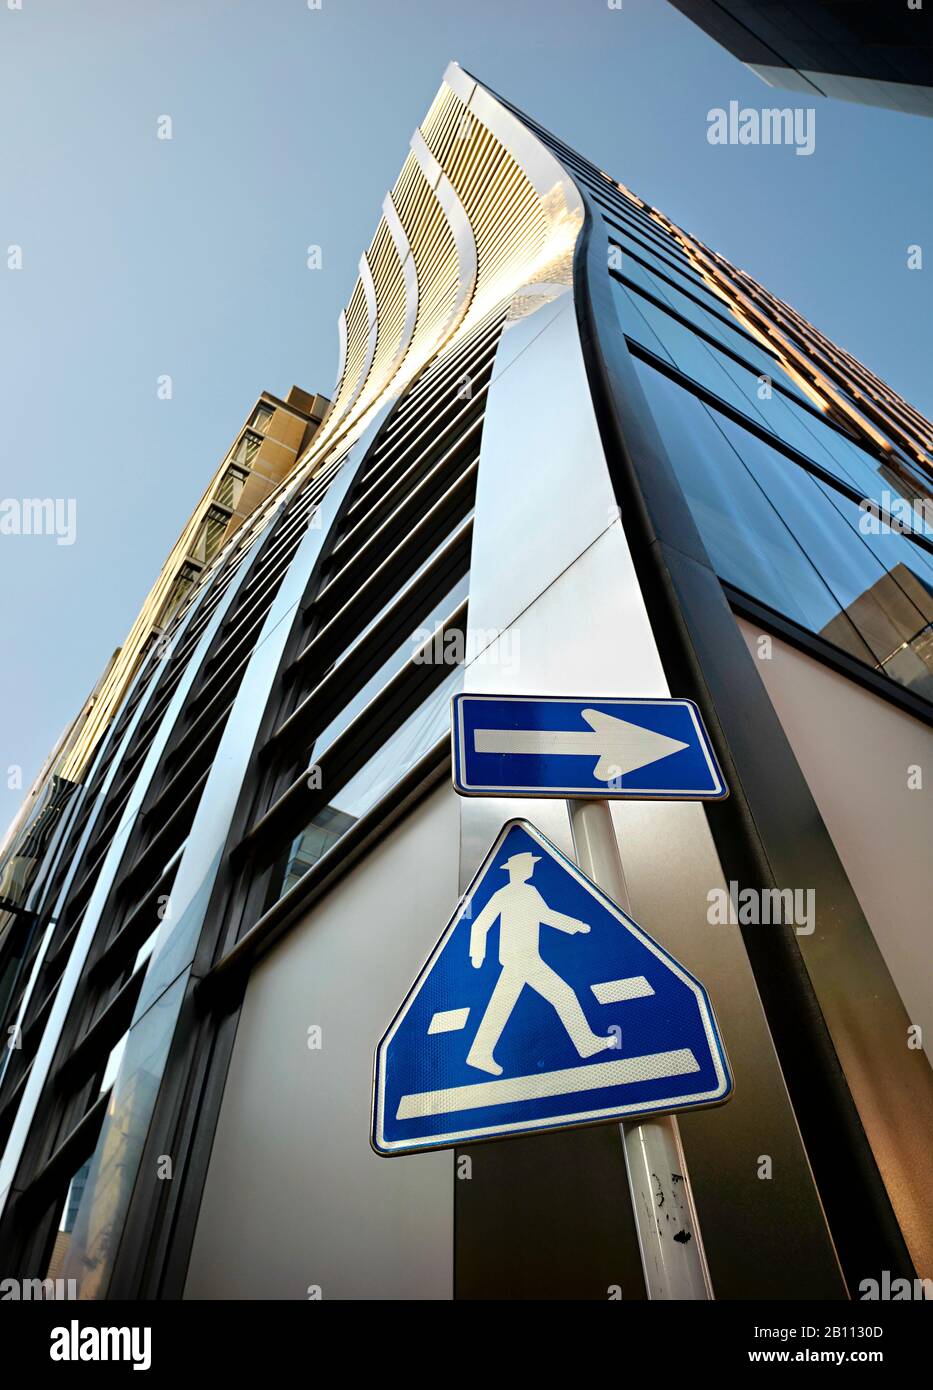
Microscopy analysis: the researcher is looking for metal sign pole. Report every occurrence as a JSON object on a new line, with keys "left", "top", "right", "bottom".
{"left": 568, "top": 798, "right": 714, "bottom": 1300}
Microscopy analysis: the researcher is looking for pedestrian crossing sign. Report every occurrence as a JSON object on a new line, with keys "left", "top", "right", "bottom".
{"left": 371, "top": 819, "right": 731, "bottom": 1155}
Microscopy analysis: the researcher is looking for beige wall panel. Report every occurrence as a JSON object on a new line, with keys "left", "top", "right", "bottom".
{"left": 737, "top": 620, "right": 933, "bottom": 1054}
{"left": 185, "top": 784, "right": 459, "bottom": 1300}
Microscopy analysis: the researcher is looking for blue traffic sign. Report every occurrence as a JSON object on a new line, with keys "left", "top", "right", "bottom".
{"left": 451, "top": 694, "right": 727, "bottom": 800}
{"left": 372, "top": 820, "right": 731, "bottom": 1155}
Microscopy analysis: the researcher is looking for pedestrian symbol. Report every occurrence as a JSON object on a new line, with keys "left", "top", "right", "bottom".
{"left": 465, "top": 848, "right": 615, "bottom": 1075}
{"left": 372, "top": 820, "right": 731, "bottom": 1155}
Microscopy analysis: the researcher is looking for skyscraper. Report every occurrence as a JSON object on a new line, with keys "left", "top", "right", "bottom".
{"left": 667, "top": 0, "right": 933, "bottom": 117}
{"left": 0, "top": 62, "right": 930, "bottom": 1301}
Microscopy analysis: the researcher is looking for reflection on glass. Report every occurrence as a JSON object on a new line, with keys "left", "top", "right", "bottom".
{"left": 820, "top": 564, "right": 933, "bottom": 700}
{"left": 634, "top": 359, "right": 933, "bottom": 700}
{"left": 324, "top": 514, "right": 472, "bottom": 677}
{"left": 605, "top": 219, "right": 706, "bottom": 293}
{"left": 232, "top": 432, "right": 262, "bottom": 467}
{"left": 622, "top": 288, "right": 776, "bottom": 431}
{"left": 614, "top": 277, "right": 926, "bottom": 517}
{"left": 614, "top": 252, "right": 814, "bottom": 409}
{"left": 283, "top": 667, "right": 463, "bottom": 895}
{"left": 214, "top": 464, "right": 248, "bottom": 512}
{"left": 311, "top": 574, "right": 469, "bottom": 761}
{"left": 603, "top": 208, "right": 700, "bottom": 279}
{"left": 636, "top": 359, "right": 863, "bottom": 641}
{"left": 99, "top": 1032, "right": 128, "bottom": 1095}
{"left": 59, "top": 973, "right": 187, "bottom": 1298}
{"left": 45, "top": 1157, "right": 92, "bottom": 1281}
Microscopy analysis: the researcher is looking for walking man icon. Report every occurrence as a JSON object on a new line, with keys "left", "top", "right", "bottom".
{"left": 465, "top": 850, "right": 616, "bottom": 1076}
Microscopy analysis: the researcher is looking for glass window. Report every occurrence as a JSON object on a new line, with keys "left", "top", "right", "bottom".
{"left": 99, "top": 1030, "right": 129, "bottom": 1094}
{"left": 881, "top": 624, "right": 933, "bottom": 693}
{"left": 620, "top": 285, "right": 777, "bottom": 431}
{"left": 232, "top": 431, "right": 262, "bottom": 467}
{"left": 609, "top": 232, "right": 727, "bottom": 316}
{"left": 214, "top": 464, "right": 248, "bottom": 512}
{"left": 602, "top": 215, "right": 706, "bottom": 290}
{"left": 634, "top": 360, "right": 864, "bottom": 647}
{"left": 620, "top": 281, "right": 928, "bottom": 524}
{"left": 282, "top": 667, "right": 463, "bottom": 894}
{"left": 821, "top": 481, "right": 933, "bottom": 595}
{"left": 157, "top": 561, "right": 200, "bottom": 629}
{"left": 251, "top": 405, "right": 274, "bottom": 433}
{"left": 611, "top": 252, "right": 816, "bottom": 411}
{"left": 311, "top": 573, "right": 469, "bottom": 761}
{"left": 598, "top": 199, "right": 696, "bottom": 270}
{"left": 45, "top": 1157, "right": 93, "bottom": 1281}
{"left": 719, "top": 418, "right": 932, "bottom": 671}
{"left": 319, "top": 513, "right": 473, "bottom": 673}
{"left": 610, "top": 280, "right": 673, "bottom": 361}
{"left": 188, "top": 506, "right": 229, "bottom": 566}
{"left": 633, "top": 359, "right": 933, "bottom": 701}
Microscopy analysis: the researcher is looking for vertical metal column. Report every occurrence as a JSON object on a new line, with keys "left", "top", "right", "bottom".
{"left": 569, "top": 798, "right": 713, "bottom": 1299}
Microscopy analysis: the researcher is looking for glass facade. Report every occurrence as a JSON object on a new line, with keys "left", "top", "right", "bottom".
{"left": 284, "top": 666, "right": 464, "bottom": 893}
{"left": 609, "top": 258, "right": 933, "bottom": 703}
{"left": 265, "top": 309, "right": 504, "bottom": 905}
{"left": 310, "top": 573, "right": 469, "bottom": 762}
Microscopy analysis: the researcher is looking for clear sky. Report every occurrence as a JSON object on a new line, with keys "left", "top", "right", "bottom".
{"left": 2, "top": 0, "right": 931, "bottom": 820}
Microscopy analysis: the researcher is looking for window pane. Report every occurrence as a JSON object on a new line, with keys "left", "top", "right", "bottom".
{"left": 325, "top": 513, "right": 472, "bottom": 675}
{"left": 601, "top": 203, "right": 699, "bottom": 274}
{"left": 611, "top": 280, "right": 673, "bottom": 361}
{"left": 232, "top": 432, "right": 262, "bottom": 467}
{"left": 617, "top": 284, "right": 776, "bottom": 428}
{"left": 614, "top": 252, "right": 815, "bottom": 409}
{"left": 45, "top": 1158, "right": 93, "bottom": 1281}
{"left": 625, "top": 285, "right": 930, "bottom": 523}
{"left": 719, "top": 418, "right": 930, "bottom": 667}
{"left": 635, "top": 359, "right": 933, "bottom": 702}
{"left": 311, "top": 573, "right": 469, "bottom": 760}
{"left": 605, "top": 220, "right": 707, "bottom": 292}
{"left": 635, "top": 361, "right": 860, "bottom": 640}
{"left": 214, "top": 465, "right": 248, "bottom": 511}
{"left": 635, "top": 362, "right": 864, "bottom": 640}
{"left": 282, "top": 667, "right": 463, "bottom": 894}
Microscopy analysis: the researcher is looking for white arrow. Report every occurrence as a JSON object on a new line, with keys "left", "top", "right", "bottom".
{"left": 473, "top": 708, "right": 689, "bottom": 783}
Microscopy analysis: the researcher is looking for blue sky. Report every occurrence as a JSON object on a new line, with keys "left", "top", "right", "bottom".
{"left": 2, "top": 0, "right": 931, "bottom": 814}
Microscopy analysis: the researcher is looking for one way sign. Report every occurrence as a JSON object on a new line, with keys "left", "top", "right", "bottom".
{"left": 451, "top": 693, "right": 727, "bottom": 799}
{"left": 372, "top": 820, "right": 731, "bottom": 1155}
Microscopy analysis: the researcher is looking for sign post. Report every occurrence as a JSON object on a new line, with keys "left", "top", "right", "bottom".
{"left": 568, "top": 798, "right": 713, "bottom": 1299}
